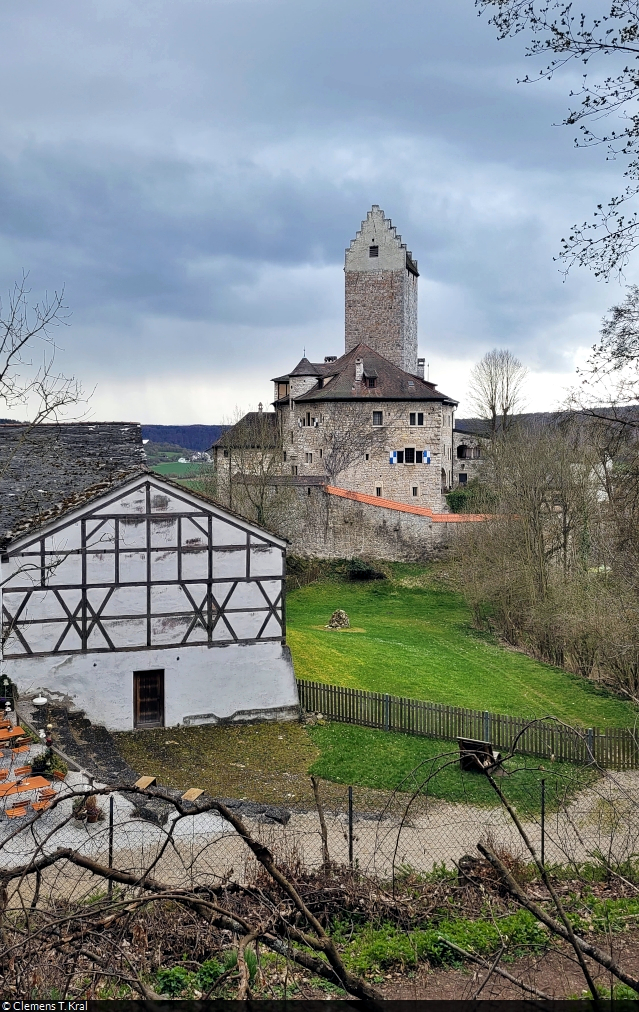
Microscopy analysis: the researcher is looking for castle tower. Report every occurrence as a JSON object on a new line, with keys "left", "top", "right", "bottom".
{"left": 344, "top": 205, "right": 419, "bottom": 374}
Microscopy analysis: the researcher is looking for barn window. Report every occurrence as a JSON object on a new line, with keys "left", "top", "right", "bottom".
{"left": 372, "top": 411, "right": 383, "bottom": 426}
{"left": 369, "top": 245, "right": 379, "bottom": 257}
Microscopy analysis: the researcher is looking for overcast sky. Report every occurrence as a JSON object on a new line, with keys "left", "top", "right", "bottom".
{"left": 0, "top": 0, "right": 632, "bottom": 422}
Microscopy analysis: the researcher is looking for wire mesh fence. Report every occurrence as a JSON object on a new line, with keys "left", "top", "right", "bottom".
{"left": 4, "top": 755, "right": 639, "bottom": 906}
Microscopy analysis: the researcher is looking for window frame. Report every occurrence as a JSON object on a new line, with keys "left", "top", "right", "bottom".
{"left": 372, "top": 411, "right": 383, "bottom": 427}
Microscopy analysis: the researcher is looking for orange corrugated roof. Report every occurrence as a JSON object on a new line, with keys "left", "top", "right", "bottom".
{"left": 325, "top": 485, "right": 488, "bottom": 522}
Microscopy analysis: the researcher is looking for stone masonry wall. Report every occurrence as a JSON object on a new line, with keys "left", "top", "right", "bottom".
{"left": 345, "top": 270, "right": 417, "bottom": 374}
{"left": 344, "top": 206, "right": 418, "bottom": 374}
{"left": 277, "top": 485, "right": 476, "bottom": 563}
{"left": 279, "top": 398, "right": 454, "bottom": 510}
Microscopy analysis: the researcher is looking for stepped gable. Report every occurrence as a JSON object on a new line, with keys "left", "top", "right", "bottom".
{"left": 282, "top": 344, "right": 457, "bottom": 404}
{"left": 0, "top": 421, "right": 145, "bottom": 538}
{"left": 345, "top": 204, "right": 418, "bottom": 276}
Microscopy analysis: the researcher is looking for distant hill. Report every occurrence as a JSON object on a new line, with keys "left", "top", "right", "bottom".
{"left": 141, "top": 425, "right": 230, "bottom": 451}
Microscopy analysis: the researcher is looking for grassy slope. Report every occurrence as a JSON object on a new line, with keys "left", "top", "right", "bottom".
{"left": 287, "top": 567, "right": 635, "bottom": 728}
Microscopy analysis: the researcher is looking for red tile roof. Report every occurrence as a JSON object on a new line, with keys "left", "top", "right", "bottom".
{"left": 326, "top": 485, "right": 488, "bottom": 522}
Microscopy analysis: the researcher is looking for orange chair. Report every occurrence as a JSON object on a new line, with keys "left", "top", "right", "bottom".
{"left": 11, "top": 745, "right": 30, "bottom": 755}
{"left": 31, "top": 800, "right": 50, "bottom": 813}
{"left": 38, "top": 788, "right": 56, "bottom": 801}
{"left": 52, "top": 770, "right": 66, "bottom": 781}
{"left": 13, "top": 765, "right": 31, "bottom": 776}
{"left": 0, "top": 721, "right": 12, "bottom": 730}
{"left": 0, "top": 770, "right": 9, "bottom": 782}
{"left": 6, "top": 804, "right": 28, "bottom": 819}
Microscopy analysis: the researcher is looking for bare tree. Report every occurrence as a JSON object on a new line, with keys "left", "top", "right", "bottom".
{"left": 200, "top": 408, "right": 303, "bottom": 530}
{"left": 468, "top": 349, "right": 527, "bottom": 436}
{"left": 476, "top": 0, "right": 639, "bottom": 278}
{"left": 320, "top": 402, "right": 399, "bottom": 484}
{"left": 0, "top": 274, "right": 83, "bottom": 424}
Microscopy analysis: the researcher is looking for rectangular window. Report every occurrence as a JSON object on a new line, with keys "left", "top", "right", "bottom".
{"left": 291, "top": 465, "right": 298, "bottom": 475}
{"left": 283, "top": 451, "right": 287, "bottom": 462}
{"left": 305, "top": 452, "right": 313, "bottom": 463}
{"left": 306, "top": 412, "right": 311, "bottom": 426}
{"left": 397, "top": 450, "right": 404, "bottom": 464}
{"left": 459, "top": 473, "right": 468, "bottom": 485}
{"left": 375, "top": 486, "right": 382, "bottom": 496}
{"left": 319, "top": 448, "right": 323, "bottom": 458}
{"left": 409, "top": 412, "right": 416, "bottom": 426}
{"left": 291, "top": 431, "right": 294, "bottom": 443}
{"left": 367, "top": 377, "right": 376, "bottom": 388}
{"left": 365, "top": 453, "right": 369, "bottom": 461}
{"left": 412, "top": 486, "right": 418, "bottom": 497}
{"left": 369, "top": 245, "right": 379, "bottom": 257}
{"left": 372, "top": 411, "right": 383, "bottom": 426}
{"left": 404, "top": 447, "right": 415, "bottom": 464}
{"left": 418, "top": 412, "right": 424, "bottom": 426}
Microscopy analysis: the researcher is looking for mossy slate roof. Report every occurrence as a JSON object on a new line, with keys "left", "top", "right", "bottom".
{"left": 273, "top": 344, "right": 458, "bottom": 404}
{"left": 0, "top": 421, "right": 146, "bottom": 540}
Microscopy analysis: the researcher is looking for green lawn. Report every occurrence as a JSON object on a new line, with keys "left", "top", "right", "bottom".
{"left": 307, "top": 722, "right": 592, "bottom": 811}
{"left": 151, "top": 462, "right": 207, "bottom": 477}
{"left": 287, "top": 567, "right": 636, "bottom": 728}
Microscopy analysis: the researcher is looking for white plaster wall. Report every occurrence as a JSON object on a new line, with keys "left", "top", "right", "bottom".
{"left": 345, "top": 206, "right": 409, "bottom": 273}
{"left": 8, "top": 640, "right": 298, "bottom": 731}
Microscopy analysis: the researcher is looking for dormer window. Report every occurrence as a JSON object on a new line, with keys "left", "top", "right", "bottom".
{"left": 366, "top": 377, "right": 377, "bottom": 388}
{"left": 369, "top": 245, "right": 379, "bottom": 257}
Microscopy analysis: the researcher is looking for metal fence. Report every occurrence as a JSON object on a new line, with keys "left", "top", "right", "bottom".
{"left": 297, "top": 678, "right": 639, "bottom": 769}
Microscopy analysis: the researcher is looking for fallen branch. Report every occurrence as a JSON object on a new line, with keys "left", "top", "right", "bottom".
{"left": 438, "top": 937, "right": 554, "bottom": 1000}
{"left": 477, "top": 843, "right": 639, "bottom": 994}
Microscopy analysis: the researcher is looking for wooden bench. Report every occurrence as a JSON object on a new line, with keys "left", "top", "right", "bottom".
{"left": 458, "top": 737, "right": 502, "bottom": 773}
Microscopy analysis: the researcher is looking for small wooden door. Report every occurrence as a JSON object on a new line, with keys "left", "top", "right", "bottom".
{"left": 133, "top": 670, "right": 164, "bottom": 728}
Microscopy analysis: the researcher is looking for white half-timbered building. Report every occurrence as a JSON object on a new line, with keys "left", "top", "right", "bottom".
{"left": 0, "top": 455, "right": 297, "bottom": 731}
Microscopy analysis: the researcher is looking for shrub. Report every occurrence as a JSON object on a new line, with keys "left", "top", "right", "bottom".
{"left": 156, "top": 965, "right": 194, "bottom": 996}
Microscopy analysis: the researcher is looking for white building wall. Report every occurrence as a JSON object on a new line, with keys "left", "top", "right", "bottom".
{"left": 1, "top": 475, "right": 299, "bottom": 731}
{"left": 7, "top": 641, "right": 297, "bottom": 732}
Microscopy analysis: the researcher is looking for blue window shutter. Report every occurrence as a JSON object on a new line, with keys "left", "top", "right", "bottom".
{"left": 423, "top": 449, "right": 431, "bottom": 464}
{"left": 389, "top": 450, "right": 397, "bottom": 464}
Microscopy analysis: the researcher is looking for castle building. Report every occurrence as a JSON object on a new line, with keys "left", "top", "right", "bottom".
{"left": 271, "top": 207, "right": 457, "bottom": 508}
{"left": 214, "top": 206, "right": 458, "bottom": 511}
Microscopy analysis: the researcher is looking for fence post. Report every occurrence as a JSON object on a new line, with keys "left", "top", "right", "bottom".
{"left": 107, "top": 794, "right": 114, "bottom": 898}
{"left": 587, "top": 727, "right": 594, "bottom": 761}
{"left": 483, "top": 711, "right": 491, "bottom": 742}
{"left": 383, "top": 694, "right": 390, "bottom": 732}
{"left": 348, "top": 786, "right": 354, "bottom": 867}
{"left": 540, "top": 779, "right": 545, "bottom": 869}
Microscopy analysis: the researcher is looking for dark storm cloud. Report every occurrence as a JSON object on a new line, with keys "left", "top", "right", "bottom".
{"left": 0, "top": 0, "right": 626, "bottom": 417}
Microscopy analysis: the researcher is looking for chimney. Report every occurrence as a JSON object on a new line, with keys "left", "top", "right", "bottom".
{"left": 417, "top": 358, "right": 425, "bottom": 380}
{"left": 355, "top": 357, "right": 364, "bottom": 382}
